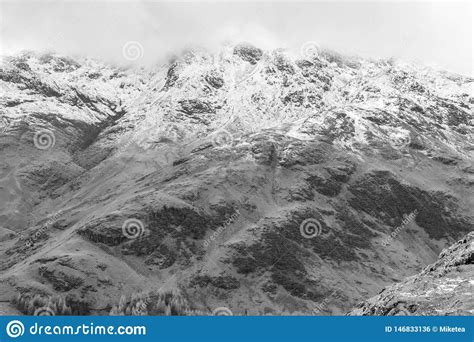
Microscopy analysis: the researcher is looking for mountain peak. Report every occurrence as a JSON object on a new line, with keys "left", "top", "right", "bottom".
{"left": 0, "top": 43, "right": 472, "bottom": 315}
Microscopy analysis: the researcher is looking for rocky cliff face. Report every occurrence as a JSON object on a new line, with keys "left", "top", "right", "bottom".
{"left": 350, "top": 232, "right": 473, "bottom": 315}
{"left": 0, "top": 44, "right": 472, "bottom": 315}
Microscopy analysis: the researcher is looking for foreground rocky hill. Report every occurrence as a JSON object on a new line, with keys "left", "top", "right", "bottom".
{"left": 0, "top": 44, "right": 472, "bottom": 315}
{"left": 350, "top": 232, "right": 473, "bottom": 315}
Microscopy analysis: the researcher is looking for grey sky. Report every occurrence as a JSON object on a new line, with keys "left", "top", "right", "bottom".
{"left": 0, "top": 1, "right": 472, "bottom": 75}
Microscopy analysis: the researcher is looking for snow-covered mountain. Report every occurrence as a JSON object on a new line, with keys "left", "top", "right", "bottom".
{"left": 0, "top": 43, "right": 472, "bottom": 315}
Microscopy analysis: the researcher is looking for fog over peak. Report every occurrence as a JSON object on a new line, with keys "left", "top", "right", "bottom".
{"left": 1, "top": 1, "right": 472, "bottom": 75}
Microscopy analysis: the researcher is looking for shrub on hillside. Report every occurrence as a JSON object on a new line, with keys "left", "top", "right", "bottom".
{"left": 11, "top": 293, "right": 89, "bottom": 315}
{"left": 109, "top": 289, "right": 203, "bottom": 316}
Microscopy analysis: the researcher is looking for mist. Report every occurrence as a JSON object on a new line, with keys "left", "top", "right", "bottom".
{"left": 0, "top": 0, "right": 472, "bottom": 75}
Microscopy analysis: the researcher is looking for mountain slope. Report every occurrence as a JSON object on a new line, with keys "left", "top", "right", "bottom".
{"left": 349, "top": 232, "right": 473, "bottom": 315}
{"left": 0, "top": 45, "right": 472, "bottom": 315}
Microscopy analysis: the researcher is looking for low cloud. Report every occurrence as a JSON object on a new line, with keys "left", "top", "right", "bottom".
{"left": 0, "top": 1, "right": 471, "bottom": 74}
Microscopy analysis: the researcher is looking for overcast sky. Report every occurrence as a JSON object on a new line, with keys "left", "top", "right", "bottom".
{"left": 0, "top": 1, "right": 472, "bottom": 75}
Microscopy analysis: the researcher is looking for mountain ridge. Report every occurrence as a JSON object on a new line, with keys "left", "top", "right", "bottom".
{"left": 0, "top": 43, "right": 472, "bottom": 315}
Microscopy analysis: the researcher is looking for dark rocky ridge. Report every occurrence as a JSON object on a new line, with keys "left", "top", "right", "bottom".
{"left": 350, "top": 232, "right": 473, "bottom": 316}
